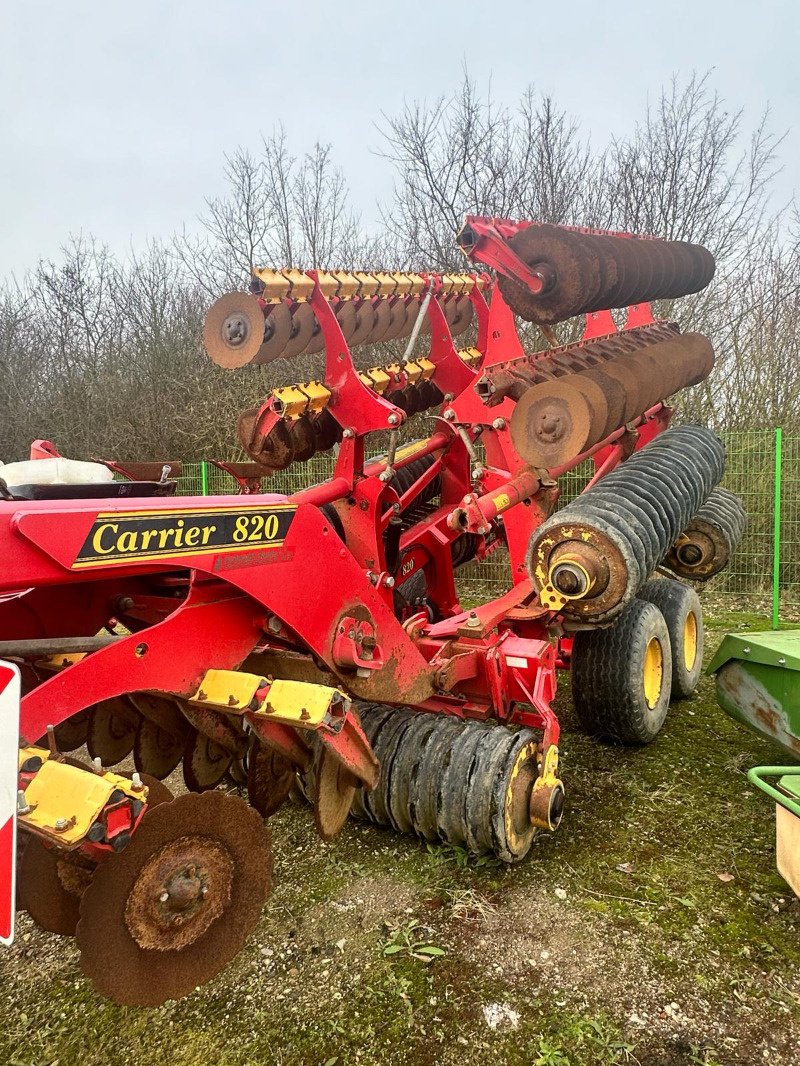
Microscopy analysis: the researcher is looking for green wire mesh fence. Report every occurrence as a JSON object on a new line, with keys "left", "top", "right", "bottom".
{"left": 169, "top": 428, "right": 798, "bottom": 625}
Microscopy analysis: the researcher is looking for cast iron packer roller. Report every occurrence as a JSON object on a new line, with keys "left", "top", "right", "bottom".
{"left": 664, "top": 485, "right": 747, "bottom": 581}
{"left": 348, "top": 706, "right": 560, "bottom": 863}
{"left": 526, "top": 425, "right": 726, "bottom": 622}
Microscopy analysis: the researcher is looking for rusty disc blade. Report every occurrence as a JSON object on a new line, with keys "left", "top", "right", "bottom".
{"left": 247, "top": 736, "right": 296, "bottom": 818}
{"left": 510, "top": 379, "right": 595, "bottom": 468}
{"left": 450, "top": 295, "right": 474, "bottom": 337}
{"left": 312, "top": 746, "right": 357, "bottom": 842}
{"left": 335, "top": 300, "right": 359, "bottom": 341}
{"left": 203, "top": 292, "right": 266, "bottom": 369}
{"left": 53, "top": 707, "right": 93, "bottom": 752}
{"left": 251, "top": 302, "right": 293, "bottom": 365}
{"left": 134, "top": 717, "right": 187, "bottom": 780}
{"left": 281, "top": 302, "right": 317, "bottom": 359}
{"left": 382, "top": 298, "right": 410, "bottom": 341}
{"left": 348, "top": 300, "right": 377, "bottom": 348}
{"left": 76, "top": 791, "right": 272, "bottom": 1006}
{"left": 18, "top": 837, "right": 92, "bottom": 936}
{"left": 287, "top": 416, "right": 316, "bottom": 463}
{"left": 304, "top": 313, "right": 326, "bottom": 355}
{"left": 263, "top": 420, "right": 296, "bottom": 470}
{"left": 87, "top": 697, "right": 140, "bottom": 766}
{"left": 566, "top": 373, "right": 610, "bottom": 446}
{"left": 310, "top": 408, "right": 341, "bottom": 452}
{"left": 597, "top": 357, "right": 645, "bottom": 423}
{"left": 368, "top": 297, "right": 393, "bottom": 344}
{"left": 442, "top": 295, "right": 460, "bottom": 329}
{"left": 498, "top": 224, "right": 591, "bottom": 324}
{"left": 579, "top": 366, "right": 627, "bottom": 438}
{"left": 182, "top": 729, "right": 233, "bottom": 792}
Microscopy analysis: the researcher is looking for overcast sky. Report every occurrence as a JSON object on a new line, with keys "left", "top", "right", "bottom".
{"left": 1, "top": 1, "right": 796, "bottom": 279}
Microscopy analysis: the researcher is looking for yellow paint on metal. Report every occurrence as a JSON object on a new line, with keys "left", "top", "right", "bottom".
{"left": 361, "top": 367, "right": 391, "bottom": 394}
{"left": 190, "top": 671, "right": 350, "bottom": 730}
{"left": 314, "top": 272, "right": 340, "bottom": 299}
{"left": 643, "top": 637, "right": 664, "bottom": 708}
{"left": 272, "top": 381, "right": 331, "bottom": 418}
{"left": 301, "top": 380, "right": 331, "bottom": 413}
{"left": 280, "top": 269, "right": 314, "bottom": 302}
{"left": 250, "top": 268, "right": 291, "bottom": 303}
{"left": 394, "top": 438, "right": 433, "bottom": 463}
{"left": 546, "top": 556, "right": 594, "bottom": 601}
{"left": 458, "top": 347, "right": 482, "bottom": 366}
{"left": 330, "top": 271, "right": 361, "bottom": 299}
{"left": 34, "top": 652, "right": 87, "bottom": 672}
{"left": 251, "top": 678, "right": 350, "bottom": 730}
{"left": 352, "top": 272, "right": 380, "bottom": 297}
{"left": 272, "top": 384, "right": 311, "bottom": 419}
{"left": 19, "top": 748, "right": 141, "bottom": 847}
{"left": 404, "top": 360, "right": 424, "bottom": 383}
{"left": 683, "top": 610, "right": 698, "bottom": 672}
{"left": 190, "top": 669, "right": 262, "bottom": 712}
{"left": 373, "top": 272, "right": 399, "bottom": 296}
{"left": 503, "top": 738, "right": 539, "bottom": 852}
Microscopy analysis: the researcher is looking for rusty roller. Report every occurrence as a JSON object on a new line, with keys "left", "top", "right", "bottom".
{"left": 509, "top": 332, "right": 715, "bottom": 466}
{"left": 349, "top": 706, "right": 558, "bottom": 862}
{"left": 497, "top": 224, "right": 716, "bottom": 325}
{"left": 527, "top": 425, "right": 725, "bottom": 622}
{"left": 664, "top": 485, "right": 747, "bottom": 581}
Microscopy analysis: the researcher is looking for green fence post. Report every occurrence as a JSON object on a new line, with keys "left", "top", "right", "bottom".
{"left": 773, "top": 427, "right": 783, "bottom": 630}
{"left": 200, "top": 460, "right": 209, "bottom": 497}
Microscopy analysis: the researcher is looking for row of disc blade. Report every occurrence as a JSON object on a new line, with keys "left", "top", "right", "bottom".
{"left": 237, "top": 378, "right": 445, "bottom": 470}
{"left": 45, "top": 692, "right": 245, "bottom": 793}
{"left": 204, "top": 290, "right": 475, "bottom": 369}
{"left": 497, "top": 223, "right": 716, "bottom": 325}
{"left": 501, "top": 327, "right": 715, "bottom": 467}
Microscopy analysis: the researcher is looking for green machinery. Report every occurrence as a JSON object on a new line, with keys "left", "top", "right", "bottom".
{"left": 710, "top": 631, "right": 800, "bottom": 895}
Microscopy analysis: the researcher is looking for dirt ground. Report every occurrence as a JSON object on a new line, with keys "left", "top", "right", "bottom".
{"left": 1, "top": 610, "right": 799, "bottom": 1066}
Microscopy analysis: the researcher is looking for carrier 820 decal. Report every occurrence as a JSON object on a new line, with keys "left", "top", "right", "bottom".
{"left": 73, "top": 505, "right": 296, "bottom": 567}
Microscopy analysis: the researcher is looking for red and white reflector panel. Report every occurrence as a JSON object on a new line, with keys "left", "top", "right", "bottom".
{"left": 0, "top": 661, "right": 20, "bottom": 946}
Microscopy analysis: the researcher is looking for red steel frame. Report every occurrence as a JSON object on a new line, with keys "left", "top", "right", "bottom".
{"left": 1, "top": 224, "right": 673, "bottom": 786}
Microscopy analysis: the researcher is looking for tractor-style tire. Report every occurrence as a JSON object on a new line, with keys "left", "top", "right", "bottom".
{"left": 571, "top": 599, "right": 672, "bottom": 745}
{"left": 637, "top": 577, "right": 703, "bottom": 700}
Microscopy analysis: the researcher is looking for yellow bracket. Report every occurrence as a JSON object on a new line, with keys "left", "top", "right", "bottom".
{"left": 251, "top": 268, "right": 292, "bottom": 303}
{"left": 360, "top": 367, "right": 391, "bottom": 394}
{"left": 538, "top": 583, "right": 568, "bottom": 611}
{"left": 34, "top": 652, "right": 86, "bottom": 672}
{"left": 458, "top": 347, "right": 482, "bottom": 367}
{"left": 280, "top": 269, "right": 314, "bottom": 302}
{"left": 272, "top": 381, "right": 331, "bottom": 419}
{"left": 18, "top": 747, "right": 143, "bottom": 847}
{"left": 254, "top": 678, "right": 350, "bottom": 729}
{"left": 190, "top": 670, "right": 350, "bottom": 731}
{"left": 415, "top": 357, "right": 436, "bottom": 380}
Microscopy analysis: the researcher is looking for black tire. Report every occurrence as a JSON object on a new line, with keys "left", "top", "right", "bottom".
{"left": 637, "top": 577, "right": 704, "bottom": 700}
{"left": 571, "top": 599, "right": 672, "bottom": 744}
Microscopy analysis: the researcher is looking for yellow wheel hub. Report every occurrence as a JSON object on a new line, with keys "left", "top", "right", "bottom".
{"left": 683, "top": 611, "right": 698, "bottom": 672}
{"left": 643, "top": 637, "right": 664, "bottom": 709}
